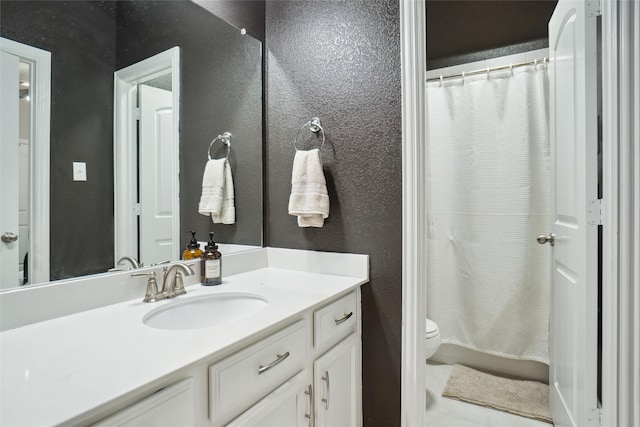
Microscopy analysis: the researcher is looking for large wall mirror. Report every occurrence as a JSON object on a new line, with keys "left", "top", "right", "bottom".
{"left": 0, "top": 1, "right": 263, "bottom": 291}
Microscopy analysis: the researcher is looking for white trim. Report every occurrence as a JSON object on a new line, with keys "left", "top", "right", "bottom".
{"left": 602, "top": 1, "right": 640, "bottom": 426}
{"left": 399, "top": 1, "right": 427, "bottom": 426}
{"left": 113, "top": 47, "right": 180, "bottom": 264}
{"left": 0, "top": 37, "right": 50, "bottom": 285}
{"left": 601, "top": 1, "right": 640, "bottom": 426}
{"left": 600, "top": 2, "right": 619, "bottom": 425}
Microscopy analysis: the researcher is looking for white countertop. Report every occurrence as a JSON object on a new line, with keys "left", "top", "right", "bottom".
{"left": 0, "top": 253, "right": 368, "bottom": 426}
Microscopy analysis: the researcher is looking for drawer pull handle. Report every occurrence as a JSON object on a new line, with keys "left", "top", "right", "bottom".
{"left": 334, "top": 311, "right": 353, "bottom": 325}
{"left": 258, "top": 351, "right": 290, "bottom": 375}
{"left": 304, "top": 384, "right": 313, "bottom": 425}
{"left": 321, "top": 371, "right": 330, "bottom": 410}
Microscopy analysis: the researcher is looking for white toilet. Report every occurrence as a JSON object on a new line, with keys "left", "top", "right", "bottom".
{"left": 425, "top": 318, "right": 441, "bottom": 359}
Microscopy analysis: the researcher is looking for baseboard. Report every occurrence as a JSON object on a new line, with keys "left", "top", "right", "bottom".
{"left": 430, "top": 344, "right": 549, "bottom": 383}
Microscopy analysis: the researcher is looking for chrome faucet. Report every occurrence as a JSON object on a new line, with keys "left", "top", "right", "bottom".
{"left": 132, "top": 262, "right": 194, "bottom": 303}
{"left": 118, "top": 256, "right": 141, "bottom": 269}
{"left": 109, "top": 255, "right": 142, "bottom": 271}
{"left": 160, "top": 263, "right": 195, "bottom": 298}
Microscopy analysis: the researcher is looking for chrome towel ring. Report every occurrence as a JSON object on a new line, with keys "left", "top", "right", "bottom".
{"left": 294, "top": 117, "right": 325, "bottom": 151}
{"left": 208, "top": 132, "right": 232, "bottom": 160}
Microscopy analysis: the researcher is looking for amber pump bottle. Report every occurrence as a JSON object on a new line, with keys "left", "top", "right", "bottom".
{"left": 201, "top": 232, "right": 222, "bottom": 285}
{"left": 182, "top": 231, "right": 203, "bottom": 260}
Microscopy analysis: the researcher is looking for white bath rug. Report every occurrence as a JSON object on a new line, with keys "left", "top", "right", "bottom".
{"left": 442, "top": 364, "right": 552, "bottom": 424}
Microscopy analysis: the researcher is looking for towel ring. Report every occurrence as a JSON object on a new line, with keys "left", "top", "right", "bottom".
{"left": 208, "top": 132, "right": 232, "bottom": 160}
{"left": 294, "top": 117, "right": 325, "bottom": 151}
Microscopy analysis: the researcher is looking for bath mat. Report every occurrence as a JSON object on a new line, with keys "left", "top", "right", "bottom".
{"left": 442, "top": 364, "right": 552, "bottom": 424}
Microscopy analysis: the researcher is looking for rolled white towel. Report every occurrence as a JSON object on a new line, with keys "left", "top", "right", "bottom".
{"left": 288, "top": 149, "right": 329, "bottom": 227}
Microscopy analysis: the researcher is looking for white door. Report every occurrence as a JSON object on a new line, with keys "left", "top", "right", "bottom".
{"left": 547, "top": 1, "right": 599, "bottom": 426}
{"left": 0, "top": 51, "right": 20, "bottom": 288}
{"left": 138, "top": 84, "right": 175, "bottom": 265}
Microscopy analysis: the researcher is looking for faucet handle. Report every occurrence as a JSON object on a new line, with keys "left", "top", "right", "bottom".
{"left": 131, "top": 271, "right": 164, "bottom": 303}
{"left": 171, "top": 271, "right": 187, "bottom": 297}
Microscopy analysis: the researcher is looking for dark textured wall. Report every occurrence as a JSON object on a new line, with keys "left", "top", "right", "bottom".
{"left": 426, "top": 0, "right": 557, "bottom": 67}
{"left": 192, "top": 0, "right": 265, "bottom": 42}
{"left": 264, "top": 1, "right": 402, "bottom": 425}
{"left": 116, "top": 1, "right": 263, "bottom": 251}
{"left": 1, "top": 1, "right": 117, "bottom": 280}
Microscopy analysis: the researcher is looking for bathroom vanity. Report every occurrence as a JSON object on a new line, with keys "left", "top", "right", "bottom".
{"left": 0, "top": 248, "right": 368, "bottom": 427}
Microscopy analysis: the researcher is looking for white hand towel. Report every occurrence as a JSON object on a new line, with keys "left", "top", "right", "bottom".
{"left": 288, "top": 149, "right": 329, "bottom": 227}
{"left": 199, "top": 159, "right": 235, "bottom": 224}
{"left": 199, "top": 159, "right": 225, "bottom": 215}
{"left": 211, "top": 160, "right": 235, "bottom": 224}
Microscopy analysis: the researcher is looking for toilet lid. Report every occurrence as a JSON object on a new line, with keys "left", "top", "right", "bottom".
{"left": 426, "top": 319, "right": 439, "bottom": 338}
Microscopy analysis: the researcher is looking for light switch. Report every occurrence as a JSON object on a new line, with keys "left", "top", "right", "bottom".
{"left": 73, "top": 162, "right": 87, "bottom": 181}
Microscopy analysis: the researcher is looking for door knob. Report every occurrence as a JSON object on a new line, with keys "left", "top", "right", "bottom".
{"left": 537, "top": 233, "right": 555, "bottom": 246}
{"left": 1, "top": 232, "right": 18, "bottom": 243}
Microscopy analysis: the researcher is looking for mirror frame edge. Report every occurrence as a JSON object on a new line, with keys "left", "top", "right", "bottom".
{"left": 114, "top": 46, "right": 181, "bottom": 264}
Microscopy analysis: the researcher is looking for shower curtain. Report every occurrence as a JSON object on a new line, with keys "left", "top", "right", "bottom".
{"left": 426, "top": 63, "right": 550, "bottom": 364}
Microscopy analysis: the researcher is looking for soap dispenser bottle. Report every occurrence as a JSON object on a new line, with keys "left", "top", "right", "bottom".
{"left": 201, "top": 232, "right": 222, "bottom": 285}
{"left": 182, "top": 231, "right": 203, "bottom": 260}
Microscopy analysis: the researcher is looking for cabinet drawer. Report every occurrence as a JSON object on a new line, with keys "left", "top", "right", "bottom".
{"left": 314, "top": 291, "right": 357, "bottom": 351}
{"left": 209, "top": 320, "right": 308, "bottom": 426}
{"left": 225, "top": 370, "right": 309, "bottom": 427}
{"left": 94, "top": 378, "right": 194, "bottom": 427}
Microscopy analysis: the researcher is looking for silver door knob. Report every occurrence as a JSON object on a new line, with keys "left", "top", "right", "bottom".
{"left": 537, "top": 233, "right": 555, "bottom": 246}
{"left": 1, "top": 232, "right": 18, "bottom": 243}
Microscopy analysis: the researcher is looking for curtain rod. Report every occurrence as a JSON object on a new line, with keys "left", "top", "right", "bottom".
{"left": 426, "top": 57, "right": 548, "bottom": 83}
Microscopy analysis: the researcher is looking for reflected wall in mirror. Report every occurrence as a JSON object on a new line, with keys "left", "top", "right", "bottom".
{"left": 0, "top": 1, "right": 263, "bottom": 290}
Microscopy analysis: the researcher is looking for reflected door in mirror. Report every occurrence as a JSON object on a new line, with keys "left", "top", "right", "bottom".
{"left": 139, "top": 83, "right": 176, "bottom": 265}
{"left": 0, "top": 52, "right": 33, "bottom": 289}
{"left": 0, "top": 51, "right": 21, "bottom": 288}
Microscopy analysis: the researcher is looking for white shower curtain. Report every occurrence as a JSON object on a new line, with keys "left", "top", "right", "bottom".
{"left": 426, "top": 64, "right": 551, "bottom": 364}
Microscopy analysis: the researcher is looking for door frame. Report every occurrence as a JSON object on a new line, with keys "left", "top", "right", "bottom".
{"left": 399, "top": 2, "right": 427, "bottom": 426}
{"left": 600, "top": 1, "right": 639, "bottom": 426}
{"left": 399, "top": 1, "right": 638, "bottom": 426}
{"left": 0, "top": 37, "right": 50, "bottom": 285}
{"left": 113, "top": 47, "right": 180, "bottom": 264}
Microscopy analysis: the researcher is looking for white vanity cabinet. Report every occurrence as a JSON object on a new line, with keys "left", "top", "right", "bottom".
{"left": 209, "top": 320, "right": 309, "bottom": 426}
{"left": 223, "top": 289, "right": 362, "bottom": 427}
{"left": 0, "top": 249, "right": 369, "bottom": 427}
{"left": 312, "top": 291, "right": 361, "bottom": 427}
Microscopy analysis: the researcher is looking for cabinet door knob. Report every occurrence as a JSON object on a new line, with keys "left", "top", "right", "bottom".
{"left": 321, "top": 371, "right": 330, "bottom": 410}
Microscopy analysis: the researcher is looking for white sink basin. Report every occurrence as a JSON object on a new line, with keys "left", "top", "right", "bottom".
{"left": 143, "top": 293, "right": 268, "bottom": 330}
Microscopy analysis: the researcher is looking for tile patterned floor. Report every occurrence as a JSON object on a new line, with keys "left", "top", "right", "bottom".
{"left": 425, "top": 362, "right": 553, "bottom": 427}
